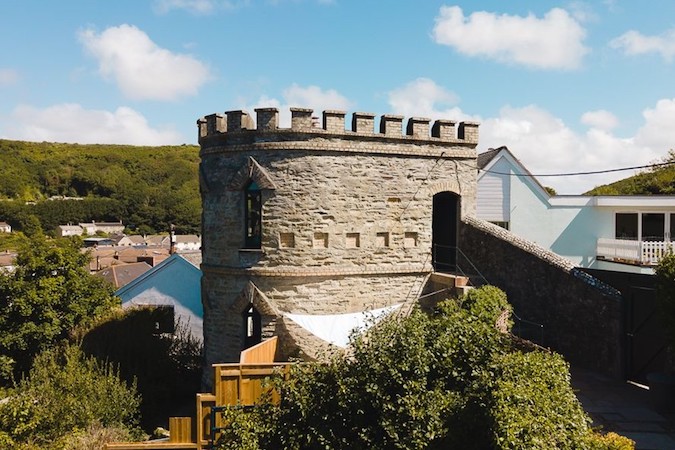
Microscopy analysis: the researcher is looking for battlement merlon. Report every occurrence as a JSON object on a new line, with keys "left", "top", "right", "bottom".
{"left": 196, "top": 107, "right": 479, "bottom": 145}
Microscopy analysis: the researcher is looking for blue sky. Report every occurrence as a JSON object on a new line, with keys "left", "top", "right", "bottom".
{"left": 1, "top": 0, "right": 675, "bottom": 193}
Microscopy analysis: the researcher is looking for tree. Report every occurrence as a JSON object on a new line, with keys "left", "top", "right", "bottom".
{"left": 0, "top": 235, "right": 118, "bottom": 382}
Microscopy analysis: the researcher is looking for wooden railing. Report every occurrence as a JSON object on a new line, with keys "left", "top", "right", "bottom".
{"left": 597, "top": 238, "right": 674, "bottom": 265}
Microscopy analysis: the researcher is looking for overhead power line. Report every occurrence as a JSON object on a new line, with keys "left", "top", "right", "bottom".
{"left": 480, "top": 160, "right": 675, "bottom": 178}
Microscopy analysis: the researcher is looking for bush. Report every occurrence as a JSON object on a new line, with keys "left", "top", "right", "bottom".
{"left": 213, "top": 286, "right": 630, "bottom": 450}
{"left": 458, "top": 284, "right": 513, "bottom": 331}
{"left": 589, "top": 431, "right": 635, "bottom": 450}
{"left": 486, "top": 351, "right": 592, "bottom": 449}
{"left": 0, "top": 345, "right": 142, "bottom": 449}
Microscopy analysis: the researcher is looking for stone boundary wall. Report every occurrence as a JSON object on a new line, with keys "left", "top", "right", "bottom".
{"left": 460, "top": 216, "right": 624, "bottom": 378}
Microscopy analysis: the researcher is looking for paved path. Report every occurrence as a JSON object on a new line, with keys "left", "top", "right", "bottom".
{"left": 571, "top": 367, "right": 675, "bottom": 450}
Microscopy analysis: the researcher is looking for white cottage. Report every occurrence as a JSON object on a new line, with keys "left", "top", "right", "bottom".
{"left": 477, "top": 146, "right": 675, "bottom": 274}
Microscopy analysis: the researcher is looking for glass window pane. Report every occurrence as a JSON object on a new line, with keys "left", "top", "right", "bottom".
{"left": 642, "top": 213, "right": 665, "bottom": 241}
{"left": 615, "top": 213, "right": 638, "bottom": 240}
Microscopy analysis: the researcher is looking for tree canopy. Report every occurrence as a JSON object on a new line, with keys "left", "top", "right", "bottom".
{"left": 585, "top": 150, "right": 675, "bottom": 195}
{"left": 0, "top": 235, "right": 118, "bottom": 382}
{"left": 0, "top": 139, "right": 200, "bottom": 235}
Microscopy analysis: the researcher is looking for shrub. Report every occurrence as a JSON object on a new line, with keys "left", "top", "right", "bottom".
{"left": 486, "top": 351, "right": 592, "bottom": 449}
{"left": 589, "top": 431, "right": 636, "bottom": 450}
{"left": 213, "top": 286, "right": 630, "bottom": 450}
{"left": 0, "top": 345, "right": 142, "bottom": 449}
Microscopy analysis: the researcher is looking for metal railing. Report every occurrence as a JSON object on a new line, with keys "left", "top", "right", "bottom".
{"left": 431, "top": 243, "right": 544, "bottom": 345}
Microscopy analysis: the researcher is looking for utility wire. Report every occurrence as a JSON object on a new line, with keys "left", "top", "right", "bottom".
{"left": 480, "top": 160, "right": 675, "bottom": 178}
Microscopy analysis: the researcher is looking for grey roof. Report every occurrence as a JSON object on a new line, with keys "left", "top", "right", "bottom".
{"left": 95, "top": 261, "right": 152, "bottom": 289}
{"left": 477, "top": 146, "right": 506, "bottom": 169}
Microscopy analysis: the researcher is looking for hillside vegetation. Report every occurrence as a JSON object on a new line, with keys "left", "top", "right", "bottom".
{"left": 585, "top": 150, "right": 675, "bottom": 195}
{"left": 0, "top": 139, "right": 200, "bottom": 234}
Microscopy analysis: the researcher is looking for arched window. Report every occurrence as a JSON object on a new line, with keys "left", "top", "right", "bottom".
{"left": 244, "top": 180, "right": 262, "bottom": 248}
{"left": 242, "top": 303, "right": 262, "bottom": 349}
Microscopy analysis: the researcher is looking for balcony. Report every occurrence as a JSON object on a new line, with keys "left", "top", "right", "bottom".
{"left": 597, "top": 238, "right": 674, "bottom": 266}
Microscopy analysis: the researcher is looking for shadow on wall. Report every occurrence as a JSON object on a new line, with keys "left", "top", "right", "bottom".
{"left": 79, "top": 308, "right": 203, "bottom": 432}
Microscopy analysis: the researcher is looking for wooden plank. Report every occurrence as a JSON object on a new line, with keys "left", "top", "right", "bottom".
{"left": 240, "top": 336, "right": 278, "bottom": 363}
{"left": 196, "top": 393, "right": 215, "bottom": 450}
{"left": 169, "top": 417, "right": 192, "bottom": 443}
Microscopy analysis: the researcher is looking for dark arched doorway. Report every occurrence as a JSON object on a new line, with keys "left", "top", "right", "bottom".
{"left": 432, "top": 191, "right": 460, "bottom": 273}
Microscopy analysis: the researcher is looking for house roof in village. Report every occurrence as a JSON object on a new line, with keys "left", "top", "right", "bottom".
{"left": 174, "top": 234, "right": 200, "bottom": 243}
{"left": 95, "top": 261, "right": 152, "bottom": 289}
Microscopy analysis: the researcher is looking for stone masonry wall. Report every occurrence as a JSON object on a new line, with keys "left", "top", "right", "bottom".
{"left": 459, "top": 216, "right": 624, "bottom": 378}
{"left": 199, "top": 107, "right": 478, "bottom": 384}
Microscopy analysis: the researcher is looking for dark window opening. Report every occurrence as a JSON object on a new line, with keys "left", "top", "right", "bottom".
{"left": 642, "top": 213, "right": 665, "bottom": 241}
{"left": 615, "top": 213, "right": 638, "bottom": 240}
{"left": 244, "top": 180, "right": 262, "bottom": 248}
{"left": 150, "top": 305, "right": 175, "bottom": 334}
{"left": 242, "top": 303, "right": 262, "bottom": 349}
{"left": 432, "top": 191, "right": 460, "bottom": 273}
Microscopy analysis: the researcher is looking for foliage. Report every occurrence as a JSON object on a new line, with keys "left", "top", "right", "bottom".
{"left": 544, "top": 186, "right": 557, "bottom": 196}
{"left": 215, "top": 286, "right": 613, "bottom": 449}
{"left": 0, "top": 232, "right": 28, "bottom": 252}
{"left": 0, "top": 345, "right": 142, "bottom": 449}
{"left": 486, "top": 351, "right": 592, "bottom": 449}
{"left": 655, "top": 253, "right": 675, "bottom": 369}
{"left": 0, "top": 139, "right": 201, "bottom": 234}
{"left": 457, "top": 284, "right": 513, "bottom": 331}
{"left": 80, "top": 308, "right": 203, "bottom": 431}
{"left": 588, "top": 432, "right": 635, "bottom": 450}
{"left": 585, "top": 149, "right": 675, "bottom": 195}
{"left": 0, "top": 235, "right": 118, "bottom": 382}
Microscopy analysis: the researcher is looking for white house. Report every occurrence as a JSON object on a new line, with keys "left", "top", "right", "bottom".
{"left": 173, "top": 234, "right": 201, "bottom": 251}
{"left": 477, "top": 146, "right": 675, "bottom": 274}
{"left": 56, "top": 224, "right": 84, "bottom": 237}
{"left": 115, "top": 253, "right": 203, "bottom": 341}
{"left": 0, "top": 222, "right": 11, "bottom": 233}
{"left": 79, "top": 221, "right": 125, "bottom": 235}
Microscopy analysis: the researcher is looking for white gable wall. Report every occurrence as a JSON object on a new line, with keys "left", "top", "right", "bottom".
{"left": 477, "top": 157, "right": 510, "bottom": 222}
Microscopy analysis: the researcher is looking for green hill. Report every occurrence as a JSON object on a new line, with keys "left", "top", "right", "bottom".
{"left": 584, "top": 152, "right": 675, "bottom": 195}
{"left": 0, "top": 139, "right": 201, "bottom": 235}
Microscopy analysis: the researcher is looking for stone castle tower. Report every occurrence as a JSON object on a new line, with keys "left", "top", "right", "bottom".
{"left": 197, "top": 107, "right": 479, "bottom": 375}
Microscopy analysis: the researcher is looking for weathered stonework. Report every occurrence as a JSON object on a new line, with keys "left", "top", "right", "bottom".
{"left": 198, "top": 107, "right": 478, "bottom": 385}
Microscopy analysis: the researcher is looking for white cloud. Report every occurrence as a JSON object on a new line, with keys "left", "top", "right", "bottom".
{"left": 480, "top": 105, "right": 663, "bottom": 194}
{"left": 153, "top": 0, "right": 248, "bottom": 14}
{"left": 79, "top": 24, "right": 212, "bottom": 101}
{"left": 240, "top": 84, "right": 353, "bottom": 127}
{"left": 610, "top": 28, "right": 675, "bottom": 62}
{"left": 432, "top": 6, "right": 589, "bottom": 69}
{"left": 0, "top": 69, "right": 19, "bottom": 87}
{"left": 580, "top": 110, "right": 618, "bottom": 131}
{"left": 634, "top": 99, "right": 675, "bottom": 150}
{"left": 387, "top": 78, "right": 472, "bottom": 120}
{"left": 2, "top": 103, "right": 183, "bottom": 145}
{"left": 384, "top": 79, "right": 672, "bottom": 194}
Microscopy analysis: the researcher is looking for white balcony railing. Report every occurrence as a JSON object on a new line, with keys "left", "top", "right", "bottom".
{"left": 597, "top": 238, "right": 675, "bottom": 265}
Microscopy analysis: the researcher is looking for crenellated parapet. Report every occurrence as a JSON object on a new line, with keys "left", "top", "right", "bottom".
{"left": 197, "top": 107, "right": 479, "bottom": 145}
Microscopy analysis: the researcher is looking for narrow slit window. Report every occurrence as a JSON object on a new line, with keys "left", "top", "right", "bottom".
{"left": 245, "top": 180, "right": 262, "bottom": 248}
{"left": 242, "top": 303, "right": 262, "bottom": 349}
